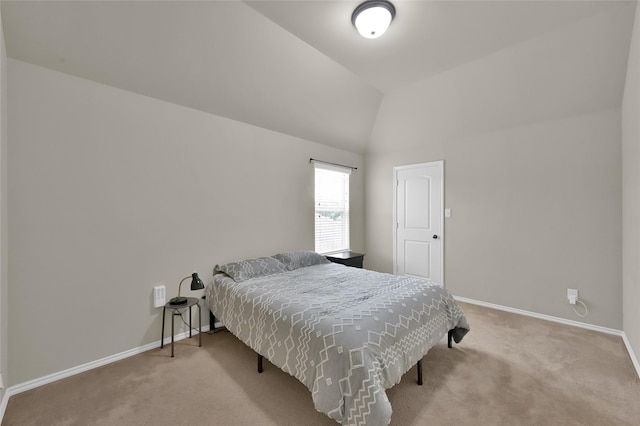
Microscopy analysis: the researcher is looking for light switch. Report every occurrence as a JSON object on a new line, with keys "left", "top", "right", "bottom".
{"left": 153, "top": 285, "right": 166, "bottom": 308}
{"left": 444, "top": 208, "right": 452, "bottom": 218}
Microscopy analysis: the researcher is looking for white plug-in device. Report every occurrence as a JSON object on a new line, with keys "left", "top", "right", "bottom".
{"left": 567, "top": 288, "right": 578, "bottom": 305}
{"left": 154, "top": 285, "right": 166, "bottom": 308}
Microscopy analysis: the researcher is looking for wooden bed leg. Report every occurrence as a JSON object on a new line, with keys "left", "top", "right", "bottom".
{"left": 448, "top": 330, "right": 453, "bottom": 348}
{"left": 417, "top": 360, "right": 423, "bottom": 385}
{"left": 258, "top": 354, "right": 263, "bottom": 373}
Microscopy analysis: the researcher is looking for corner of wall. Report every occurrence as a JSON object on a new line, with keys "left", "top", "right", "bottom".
{"left": 622, "top": 0, "right": 640, "bottom": 375}
{"left": 0, "top": 0, "right": 9, "bottom": 407}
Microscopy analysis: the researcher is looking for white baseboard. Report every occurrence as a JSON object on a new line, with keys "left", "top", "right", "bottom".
{"left": 0, "top": 325, "right": 210, "bottom": 422}
{"left": 621, "top": 331, "right": 640, "bottom": 380}
{"left": 455, "top": 296, "right": 640, "bottom": 379}
{"left": 454, "top": 296, "right": 622, "bottom": 335}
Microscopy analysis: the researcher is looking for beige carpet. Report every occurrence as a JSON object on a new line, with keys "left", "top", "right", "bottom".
{"left": 3, "top": 302, "right": 639, "bottom": 425}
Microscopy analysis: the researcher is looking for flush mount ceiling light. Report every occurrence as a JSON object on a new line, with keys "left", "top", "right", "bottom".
{"left": 352, "top": 0, "right": 396, "bottom": 39}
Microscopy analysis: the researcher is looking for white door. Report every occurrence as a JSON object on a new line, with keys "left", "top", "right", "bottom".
{"left": 393, "top": 161, "right": 443, "bottom": 286}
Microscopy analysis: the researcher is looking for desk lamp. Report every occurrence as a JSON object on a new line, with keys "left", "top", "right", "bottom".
{"left": 169, "top": 272, "right": 204, "bottom": 305}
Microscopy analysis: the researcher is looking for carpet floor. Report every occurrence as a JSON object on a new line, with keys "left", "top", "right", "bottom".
{"left": 3, "top": 302, "right": 639, "bottom": 425}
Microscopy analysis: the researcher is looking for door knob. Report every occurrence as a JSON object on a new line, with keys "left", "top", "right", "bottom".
{"left": 433, "top": 235, "right": 439, "bottom": 239}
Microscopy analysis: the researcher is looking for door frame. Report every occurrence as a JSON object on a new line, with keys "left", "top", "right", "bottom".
{"left": 392, "top": 160, "right": 445, "bottom": 286}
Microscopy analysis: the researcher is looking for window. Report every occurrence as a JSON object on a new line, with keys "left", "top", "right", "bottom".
{"left": 314, "top": 163, "right": 351, "bottom": 254}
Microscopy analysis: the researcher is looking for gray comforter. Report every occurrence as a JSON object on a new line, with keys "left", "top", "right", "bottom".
{"left": 207, "top": 262, "right": 469, "bottom": 425}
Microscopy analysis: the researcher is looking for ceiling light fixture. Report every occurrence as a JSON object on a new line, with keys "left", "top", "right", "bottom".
{"left": 352, "top": 0, "right": 396, "bottom": 39}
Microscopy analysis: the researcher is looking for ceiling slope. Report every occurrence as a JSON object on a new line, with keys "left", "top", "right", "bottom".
{"left": 1, "top": 1, "right": 636, "bottom": 154}
{"left": 369, "top": 1, "right": 637, "bottom": 152}
{"left": 1, "top": 0, "right": 382, "bottom": 153}
{"left": 247, "top": 0, "right": 626, "bottom": 93}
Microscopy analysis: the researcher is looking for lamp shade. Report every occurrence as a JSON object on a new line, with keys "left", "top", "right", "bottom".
{"left": 190, "top": 272, "right": 204, "bottom": 291}
{"left": 352, "top": 1, "right": 395, "bottom": 39}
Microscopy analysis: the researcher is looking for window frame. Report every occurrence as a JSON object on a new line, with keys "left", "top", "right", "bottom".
{"left": 313, "top": 162, "right": 351, "bottom": 254}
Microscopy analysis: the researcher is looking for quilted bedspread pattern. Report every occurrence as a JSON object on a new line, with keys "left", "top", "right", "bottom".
{"left": 208, "top": 263, "right": 469, "bottom": 426}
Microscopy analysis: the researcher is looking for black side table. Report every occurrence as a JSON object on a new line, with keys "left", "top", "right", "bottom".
{"left": 326, "top": 251, "right": 365, "bottom": 268}
{"left": 161, "top": 297, "right": 201, "bottom": 357}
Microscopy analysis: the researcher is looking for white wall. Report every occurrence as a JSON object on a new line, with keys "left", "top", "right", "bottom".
{"left": 367, "top": 110, "right": 622, "bottom": 329}
{"left": 6, "top": 59, "right": 365, "bottom": 386}
{"left": 622, "top": 3, "right": 640, "bottom": 367}
{"left": 365, "top": 6, "right": 626, "bottom": 330}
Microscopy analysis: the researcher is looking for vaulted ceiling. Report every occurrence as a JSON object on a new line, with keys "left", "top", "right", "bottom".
{"left": 1, "top": 1, "right": 636, "bottom": 153}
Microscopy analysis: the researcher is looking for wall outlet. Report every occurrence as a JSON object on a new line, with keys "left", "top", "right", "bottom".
{"left": 153, "top": 285, "right": 166, "bottom": 308}
{"left": 567, "top": 288, "right": 578, "bottom": 305}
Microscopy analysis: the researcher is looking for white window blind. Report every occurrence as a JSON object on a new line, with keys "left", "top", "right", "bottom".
{"left": 314, "top": 163, "right": 351, "bottom": 254}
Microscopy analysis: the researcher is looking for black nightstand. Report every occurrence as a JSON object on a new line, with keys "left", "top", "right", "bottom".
{"left": 326, "top": 251, "right": 365, "bottom": 268}
{"left": 161, "top": 297, "right": 201, "bottom": 357}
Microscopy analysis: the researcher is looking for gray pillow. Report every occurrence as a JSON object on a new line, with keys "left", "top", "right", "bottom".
{"left": 215, "top": 257, "right": 288, "bottom": 282}
{"left": 272, "top": 250, "right": 331, "bottom": 270}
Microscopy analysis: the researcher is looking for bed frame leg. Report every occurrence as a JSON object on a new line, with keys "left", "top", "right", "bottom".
{"left": 209, "top": 311, "right": 216, "bottom": 330}
{"left": 417, "top": 360, "right": 423, "bottom": 385}
{"left": 258, "top": 354, "right": 263, "bottom": 373}
{"left": 448, "top": 330, "right": 453, "bottom": 348}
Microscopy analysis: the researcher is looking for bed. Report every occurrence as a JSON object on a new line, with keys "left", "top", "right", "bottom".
{"left": 205, "top": 250, "right": 469, "bottom": 426}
